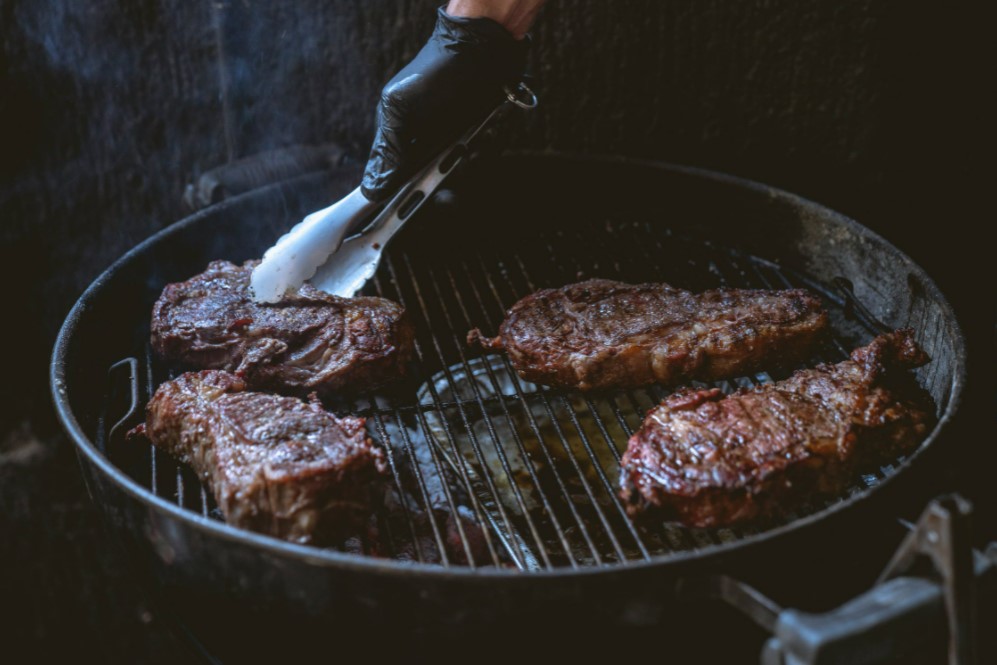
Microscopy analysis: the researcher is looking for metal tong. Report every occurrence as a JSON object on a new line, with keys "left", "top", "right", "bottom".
{"left": 251, "top": 82, "right": 537, "bottom": 303}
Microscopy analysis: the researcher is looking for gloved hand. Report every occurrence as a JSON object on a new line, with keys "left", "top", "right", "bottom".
{"left": 361, "top": 6, "right": 529, "bottom": 202}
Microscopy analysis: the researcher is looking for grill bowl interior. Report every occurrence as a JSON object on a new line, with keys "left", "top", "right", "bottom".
{"left": 53, "top": 153, "right": 964, "bottom": 578}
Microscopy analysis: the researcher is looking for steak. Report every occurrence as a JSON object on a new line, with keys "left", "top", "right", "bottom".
{"left": 619, "top": 329, "right": 935, "bottom": 527}
{"left": 151, "top": 260, "right": 415, "bottom": 395}
{"left": 135, "top": 370, "right": 388, "bottom": 544}
{"left": 469, "top": 279, "right": 828, "bottom": 391}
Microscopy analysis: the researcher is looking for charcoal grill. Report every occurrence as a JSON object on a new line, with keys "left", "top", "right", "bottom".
{"left": 52, "top": 153, "right": 982, "bottom": 660}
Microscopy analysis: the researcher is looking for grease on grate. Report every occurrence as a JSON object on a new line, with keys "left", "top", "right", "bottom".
{"left": 418, "top": 357, "right": 627, "bottom": 515}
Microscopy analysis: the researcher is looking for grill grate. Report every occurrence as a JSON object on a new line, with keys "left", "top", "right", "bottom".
{"left": 98, "top": 219, "right": 900, "bottom": 570}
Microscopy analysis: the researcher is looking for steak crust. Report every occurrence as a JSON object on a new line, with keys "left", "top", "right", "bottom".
{"left": 151, "top": 260, "right": 415, "bottom": 395}
{"left": 137, "top": 370, "right": 388, "bottom": 544}
{"left": 469, "top": 279, "right": 828, "bottom": 391}
{"left": 619, "top": 329, "right": 935, "bottom": 527}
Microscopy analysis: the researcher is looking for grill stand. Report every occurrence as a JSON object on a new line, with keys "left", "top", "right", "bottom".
{"left": 689, "top": 495, "right": 996, "bottom": 665}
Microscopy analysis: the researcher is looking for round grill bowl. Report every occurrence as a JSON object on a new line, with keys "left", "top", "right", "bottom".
{"left": 51, "top": 154, "right": 965, "bottom": 651}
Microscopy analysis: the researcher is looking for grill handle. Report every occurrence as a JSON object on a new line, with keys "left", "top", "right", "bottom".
{"left": 686, "top": 495, "right": 996, "bottom": 665}
{"left": 182, "top": 143, "right": 353, "bottom": 212}
{"left": 762, "top": 577, "right": 953, "bottom": 665}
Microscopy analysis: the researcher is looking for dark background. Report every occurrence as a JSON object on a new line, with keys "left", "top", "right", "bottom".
{"left": 1, "top": 0, "right": 993, "bottom": 662}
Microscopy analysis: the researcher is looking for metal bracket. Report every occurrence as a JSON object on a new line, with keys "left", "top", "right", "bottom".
{"left": 106, "top": 357, "right": 141, "bottom": 444}
{"left": 676, "top": 573, "right": 782, "bottom": 633}
{"left": 688, "top": 495, "right": 993, "bottom": 665}
{"left": 877, "top": 494, "right": 977, "bottom": 664}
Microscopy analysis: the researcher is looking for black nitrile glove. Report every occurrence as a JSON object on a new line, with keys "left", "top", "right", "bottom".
{"left": 361, "top": 6, "right": 529, "bottom": 202}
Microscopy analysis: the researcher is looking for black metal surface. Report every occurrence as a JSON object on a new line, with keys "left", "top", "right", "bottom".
{"left": 51, "top": 154, "right": 966, "bottom": 640}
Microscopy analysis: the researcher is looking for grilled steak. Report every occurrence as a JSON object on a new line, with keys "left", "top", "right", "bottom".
{"left": 469, "top": 279, "right": 828, "bottom": 391}
{"left": 619, "top": 329, "right": 935, "bottom": 527}
{"left": 151, "top": 260, "right": 414, "bottom": 395}
{"left": 135, "top": 370, "right": 387, "bottom": 544}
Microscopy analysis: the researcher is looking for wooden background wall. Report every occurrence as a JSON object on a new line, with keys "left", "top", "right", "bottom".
{"left": 1, "top": 0, "right": 989, "bottom": 426}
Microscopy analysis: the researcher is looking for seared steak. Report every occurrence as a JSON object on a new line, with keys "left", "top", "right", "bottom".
{"left": 136, "top": 370, "right": 387, "bottom": 544}
{"left": 469, "top": 279, "right": 828, "bottom": 391}
{"left": 619, "top": 329, "right": 934, "bottom": 527}
{"left": 151, "top": 260, "right": 414, "bottom": 395}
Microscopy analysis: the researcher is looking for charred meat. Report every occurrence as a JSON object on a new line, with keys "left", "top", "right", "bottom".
{"left": 151, "top": 260, "right": 415, "bottom": 395}
{"left": 469, "top": 279, "right": 828, "bottom": 391}
{"left": 135, "top": 370, "right": 387, "bottom": 544}
{"left": 619, "top": 329, "right": 935, "bottom": 527}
